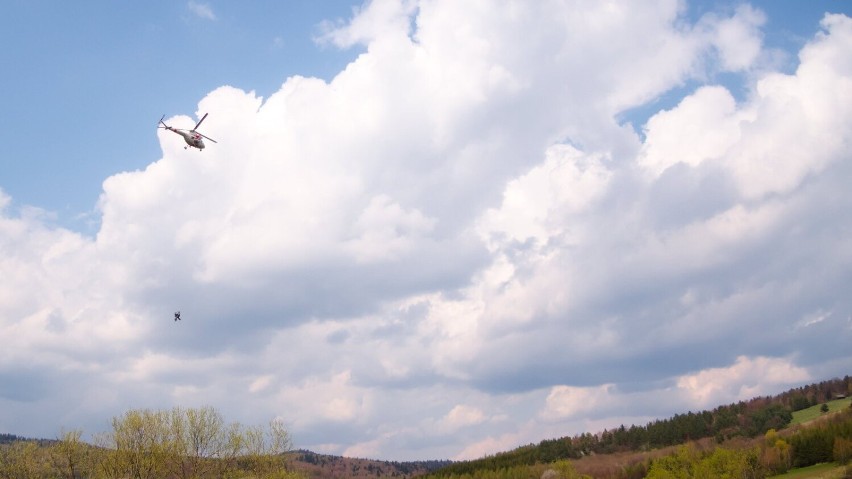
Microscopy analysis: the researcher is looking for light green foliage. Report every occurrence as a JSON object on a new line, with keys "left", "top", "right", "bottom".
{"left": 89, "top": 406, "right": 302, "bottom": 479}
{"left": 550, "top": 459, "right": 591, "bottom": 479}
{"left": 645, "top": 444, "right": 700, "bottom": 479}
{"left": 106, "top": 408, "right": 173, "bottom": 479}
{"left": 433, "top": 460, "right": 589, "bottom": 479}
{"left": 0, "top": 441, "right": 50, "bottom": 479}
{"left": 646, "top": 443, "right": 763, "bottom": 479}
{"left": 50, "top": 429, "right": 92, "bottom": 479}
{"left": 166, "top": 405, "right": 238, "bottom": 479}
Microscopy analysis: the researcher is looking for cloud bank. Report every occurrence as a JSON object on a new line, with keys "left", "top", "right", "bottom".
{"left": 1, "top": 0, "right": 851, "bottom": 460}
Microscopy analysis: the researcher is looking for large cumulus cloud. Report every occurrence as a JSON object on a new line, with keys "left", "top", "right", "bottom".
{"left": 1, "top": 0, "right": 851, "bottom": 461}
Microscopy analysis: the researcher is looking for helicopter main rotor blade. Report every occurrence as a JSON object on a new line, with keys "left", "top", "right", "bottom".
{"left": 193, "top": 112, "right": 209, "bottom": 131}
{"left": 198, "top": 132, "right": 217, "bottom": 143}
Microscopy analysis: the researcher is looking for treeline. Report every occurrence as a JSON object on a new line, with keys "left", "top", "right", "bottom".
{"left": 295, "top": 449, "right": 452, "bottom": 472}
{"left": 427, "top": 406, "right": 852, "bottom": 479}
{"left": 429, "top": 403, "right": 791, "bottom": 476}
{"left": 0, "top": 434, "right": 55, "bottom": 447}
{"left": 773, "top": 376, "right": 851, "bottom": 411}
{"left": 0, "top": 406, "right": 303, "bottom": 479}
{"left": 423, "top": 459, "right": 592, "bottom": 479}
{"left": 429, "top": 377, "right": 851, "bottom": 478}
{"left": 1, "top": 434, "right": 33, "bottom": 445}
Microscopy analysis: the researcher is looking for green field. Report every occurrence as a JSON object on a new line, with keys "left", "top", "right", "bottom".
{"left": 768, "top": 462, "right": 847, "bottom": 479}
{"left": 791, "top": 398, "right": 852, "bottom": 426}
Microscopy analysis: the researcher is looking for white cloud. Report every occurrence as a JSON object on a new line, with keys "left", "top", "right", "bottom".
{"left": 439, "top": 404, "right": 487, "bottom": 432}
{"left": 541, "top": 384, "right": 616, "bottom": 421}
{"left": 639, "top": 85, "right": 747, "bottom": 176}
{"left": 187, "top": 1, "right": 216, "bottom": 21}
{"left": 274, "top": 370, "right": 374, "bottom": 429}
{"left": 726, "top": 14, "right": 852, "bottom": 199}
{"left": 707, "top": 4, "right": 766, "bottom": 71}
{"left": 676, "top": 356, "right": 810, "bottom": 408}
{"left": 453, "top": 432, "right": 526, "bottom": 462}
{"left": 344, "top": 194, "right": 436, "bottom": 263}
{"left": 478, "top": 144, "right": 611, "bottom": 248}
{"left": 318, "top": 0, "right": 416, "bottom": 48}
{"left": 795, "top": 309, "right": 832, "bottom": 330}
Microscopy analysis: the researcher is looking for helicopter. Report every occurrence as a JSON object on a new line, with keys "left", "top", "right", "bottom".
{"left": 159, "top": 113, "right": 217, "bottom": 150}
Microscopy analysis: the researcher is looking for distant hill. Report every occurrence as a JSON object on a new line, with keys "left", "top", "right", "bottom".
{"left": 426, "top": 376, "right": 851, "bottom": 478}
{"left": 0, "top": 433, "right": 55, "bottom": 446}
{"left": 0, "top": 433, "right": 27, "bottom": 444}
{"left": 287, "top": 450, "right": 452, "bottom": 478}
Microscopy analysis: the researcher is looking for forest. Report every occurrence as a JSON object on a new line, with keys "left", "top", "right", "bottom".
{"left": 426, "top": 376, "right": 852, "bottom": 478}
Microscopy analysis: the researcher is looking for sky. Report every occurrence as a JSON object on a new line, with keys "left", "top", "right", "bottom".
{"left": 1, "top": 0, "right": 851, "bottom": 462}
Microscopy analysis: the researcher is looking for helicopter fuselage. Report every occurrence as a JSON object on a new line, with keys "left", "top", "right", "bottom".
{"left": 164, "top": 126, "right": 205, "bottom": 149}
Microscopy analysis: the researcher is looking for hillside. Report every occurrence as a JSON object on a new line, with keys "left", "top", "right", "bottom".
{"left": 287, "top": 450, "right": 451, "bottom": 479}
{"left": 426, "top": 376, "right": 851, "bottom": 478}
{"left": 791, "top": 397, "right": 852, "bottom": 426}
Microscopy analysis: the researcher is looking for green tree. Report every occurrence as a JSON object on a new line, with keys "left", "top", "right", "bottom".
{"left": 694, "top": 447, "right": 762, "bottom": 479}
{"left": 791, "top": 394, "right": 811, "bottom": 411}
{"left": 166, "top": 405, "right": 236, "bottom": 479}
{"left": 239, "top": 418, "right": 295, "bottom": 478}
{"left": 96, "top": 409, "right": 172, "bottom": 479}
{"left": 646, "top": 444, "right": 763, "bottom": 479}
{"left": 50, "top": 429, "right": 92, "bottom": 479}
{"left": 646, "top": 444, "right": 699, "bottom": 479}
{"left": 94, "top": 406, "right": 300, "bottom": 479}
{"left": 543, "top": 459, "right": 588, "bottom": 478}
{"left": 790, "top": 427, "right": 834, "bottom": 467}
{"left": 0, "top": 441, "right": 50, "bottom": 479}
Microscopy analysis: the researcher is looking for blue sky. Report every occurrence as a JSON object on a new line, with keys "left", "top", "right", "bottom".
{"left": 1, "top": 0, "right": 852, "bottom": 462}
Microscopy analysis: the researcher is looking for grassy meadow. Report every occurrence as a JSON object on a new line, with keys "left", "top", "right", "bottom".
{"left": 791, "top": 398, "right": 852, "bottom": 426}
{"left": 768, "top": 462, "right": 848, "bottom": 479}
